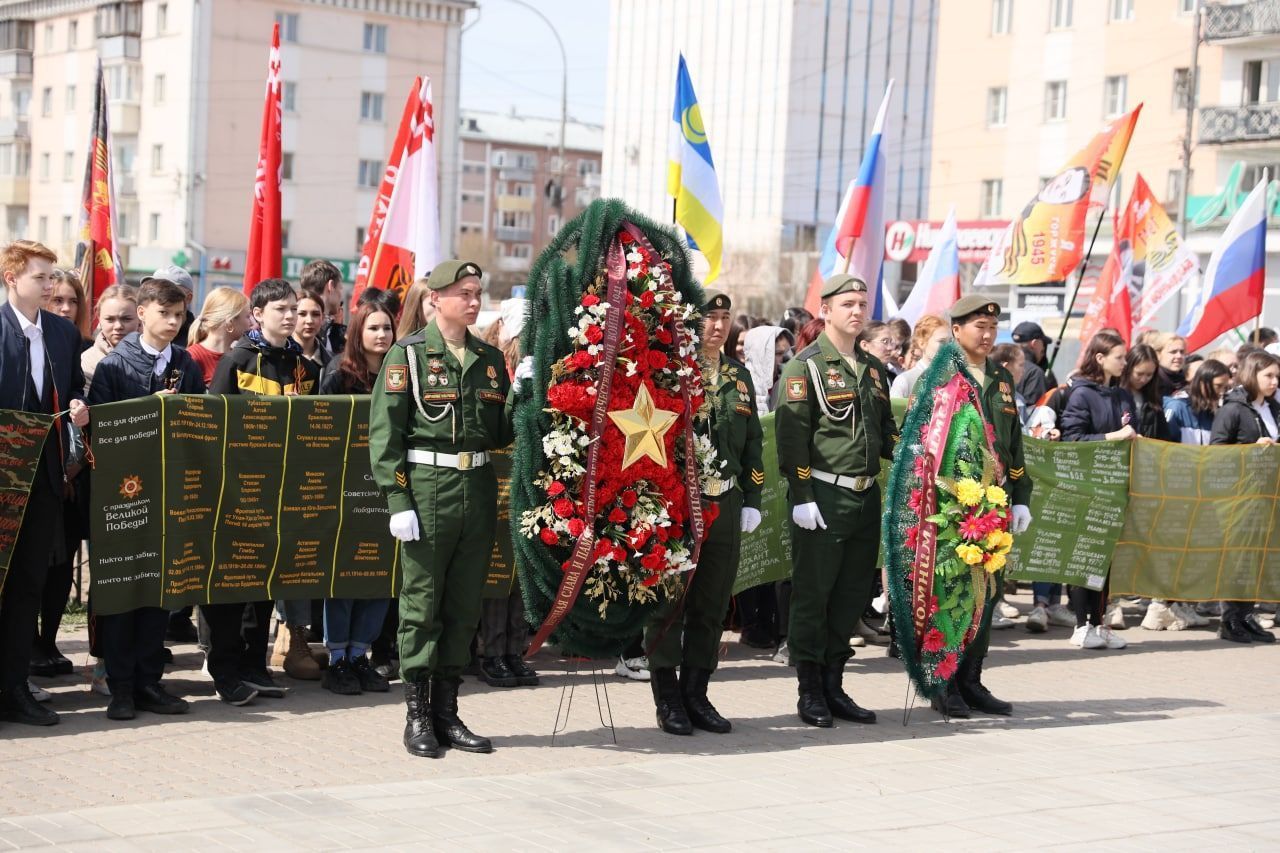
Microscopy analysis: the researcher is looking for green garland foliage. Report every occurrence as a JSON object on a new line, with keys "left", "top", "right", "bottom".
{"left": 512, "top": 198, "right": 703, "bottom": 659}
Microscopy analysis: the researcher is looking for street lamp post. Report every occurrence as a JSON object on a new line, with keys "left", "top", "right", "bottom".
{"left": 503, "top": 0, "right": 567, "bottom": 211}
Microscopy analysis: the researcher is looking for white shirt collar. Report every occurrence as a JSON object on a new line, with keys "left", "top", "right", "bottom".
{"left": 14, "top": 307, "right": 42, "bottom": 336}
{"left": 139, "top": 338, "right": 173, "bottom": 362}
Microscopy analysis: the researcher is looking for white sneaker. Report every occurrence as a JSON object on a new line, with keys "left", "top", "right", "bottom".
{"left": 1142, "top": 600, "right": 1189, "bottom": 631}
{"left": 89, "top": 658, "right": 111, "bottom": 696}
{"left": 991, "top": 612, "right": 1015, "bottom": 630}
{"left": 1174, "top": 602, "right": 1209, "bottom": 628}
{"left": 28, "top": 680, "right": 51, "bottom": 703}
{"left": 1104, "top": 603, "right": 1127, "bottom": 630}
{"left": 849, "top": 634, "right": 867, "bottom": 647}
{"left": 1257, "top": 612, "right": 1277, "bottom": 630}
{"left": 871, "top": 593, "right": 888, "bottom": 615}
{"left": 1046, "top": 604, "right": 1076, "bottom": 627}
{"left": 1070, "top": 623, "right": 1106, "bottom": 649}
{"left": 772, "top": 640, "right": 791, "bottom": 665}
{"left": 614, "top": 655, "right": 650, "bottom": 682}
{"left": 1096, "top": 625, "right": 1128, "bottom": 649}
{"left": 1025, "top": 605, "right": 1048, "bottom": 633}
{"left": 998, "top": 601, "right": 1020, "bottom": 618}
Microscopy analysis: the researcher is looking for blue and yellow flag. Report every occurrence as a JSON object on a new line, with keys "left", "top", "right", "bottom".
{"left": 667, "top": 54, "right": 723, "bottom": 283}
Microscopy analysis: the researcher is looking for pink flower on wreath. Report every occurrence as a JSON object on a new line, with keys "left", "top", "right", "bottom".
{"left": 934, "top": 652, "right": 958, "bottom": 681}
{"left": 929, "top": 595, "right": 939, "bottom": 616}
{"left": 984, "top": 422, "right": 997, "bottom": 446}
{"left": 582, "top": 294, "right": 600, "bottom": 308}
{"left": 905, "top": 525, "right": 920, "bottom": 549}
{"left": 957, "top": 513, "right": 985, "bottom": 541}
{"left": 912, "top": 454, "right": 931, "bottom": 480}
{"left": 979, "top": 510, "right": 1007, "bottom": 535}
{"left": 922, "top": 628, "right": 946, "bottom": 654}
{"left": 907, "top": 488, "right": 925, "bottom": 514}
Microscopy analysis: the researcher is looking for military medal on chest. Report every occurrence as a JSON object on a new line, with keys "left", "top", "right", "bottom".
{"left": 487, "top": 365, "right": 500, "bottom": 389}
{"left": 999, "top": 380, "right": 1013, "bottom": 403}
{"left": 428, "top": 359, "right": 449, "bottom": 387}
{"left": 736, "top": 379, "right": 749, "bottom": 397}
{"left": 826, "top": 367, "right": 845, "bottom": 389}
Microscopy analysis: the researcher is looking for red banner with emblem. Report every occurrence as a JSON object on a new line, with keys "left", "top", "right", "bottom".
{"left": 243, "top": 24, "right": 283, "bottom": 293}
{"left": 76, "top": 60, "right": 124, "bottom": 312}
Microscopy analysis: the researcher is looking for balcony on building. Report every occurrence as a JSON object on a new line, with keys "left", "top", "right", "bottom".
{"left": 109, "top": 102, "right": 141, "bottom": 135}
{"left": 496, "top": 255, "right": 531, "bottom": 272}
{"left": 117, "top": 172, "right": 136, "bottom": 197}
{"left": 96, "top": 1, "right": 142, "bottom": 60}
{"left": 495, "top": 227, "right": 533, "bottom": 242}
{"left": 1205, "top": 0, "right": 1280, "bottom": 44}
{"left": 0, "top": 19, "right": 33, "bottom": 76}
{"left": 1201, "top": 57, "right": 1280, "bottom": 143}
{"left": 0, "top": 117, "right": 29, "bottom": 141}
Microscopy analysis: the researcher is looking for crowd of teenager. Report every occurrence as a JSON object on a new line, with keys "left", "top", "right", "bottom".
{"left": 1, "top": 235, "right": 1277, "bottom": 728}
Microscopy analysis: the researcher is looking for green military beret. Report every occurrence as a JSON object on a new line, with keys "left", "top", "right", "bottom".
{"left": 703, "top": 289, "right": 732, "bottom": 312}
{"left": 820, "top": 273, "right": 868, "bottom": 298}
{"left": 427, "top": 260, "right": 483, "bottom": 290}
{"left": 949, "top": 294, "right": 1001, "bottom": 324}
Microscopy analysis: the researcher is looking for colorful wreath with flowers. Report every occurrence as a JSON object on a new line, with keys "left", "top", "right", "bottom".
{"left": 512, "top": 200, "right": 721, "bottom": 658}
{"left": 884, "top": 341, "right": 1011, "bottom": 699}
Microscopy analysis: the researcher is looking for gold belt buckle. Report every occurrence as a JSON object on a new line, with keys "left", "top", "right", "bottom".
{"left": 856, "top": 476, "right": 874, "bottom": 491}
{"left": 457, "top": 451, "right": 475, "bottom": 471}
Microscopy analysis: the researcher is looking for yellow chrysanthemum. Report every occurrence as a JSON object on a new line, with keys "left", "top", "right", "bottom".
{"left": 955, "top": 479, "right": 984, "bottom": 507}
{"left": 985, "top": 530, "right": 1013, "bottom": 552}
{"left": 985, "top": 551, "right": 1007, "bottom": 573}
{"left": 956, "top": 543, "right": 985, "bottom": 565}
{"left": 985, "top": 485, "right": 1008, "bottom": 506}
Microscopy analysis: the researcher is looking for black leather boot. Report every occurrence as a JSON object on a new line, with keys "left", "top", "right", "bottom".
{"left": 958, "top": 656, "right": 1013, "bottom": 716}
{"left": 795, "top": 661, "right": 832, "bottom": 727}
{"left": 679, "top": 666, "right": 731, "bottom": 733}
{"left": 403, "top": 682, "right": 440, "bottom": 758}
{"left": 431, "top": 677, "right": 493, "bottom": 753}
{"left": 821, "top": 664, "right": 876, "bottom": 723}
{"left": 650, "top": 668, "right": 693, "bottom": 735}
{"left": 930, "top": 679, "right": 971, "bottom": 719}
{"left": 0, "top": 684, "right": 58, "bottom": 726}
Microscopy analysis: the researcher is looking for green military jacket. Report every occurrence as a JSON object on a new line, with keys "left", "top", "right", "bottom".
{"left": 703, "top": 354, "right": 765, "bottom": 509}
{"left": 972, "top": 357, "right": 1032, "bottom": 507}
{"left": 369, "top": 320, "right": 514, "bottom": 515}
{"left": 776, "top": 331, "right": 899, "bottom": 505}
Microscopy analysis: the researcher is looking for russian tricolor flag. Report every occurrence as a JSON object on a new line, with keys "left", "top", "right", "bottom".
{"left": 1178, "top": 176, "right": 1269, "bottom": 352}
{"left": 805, "top": 81, "right": 896, "bottom": 319}
{"left": 897, "top": 208, "right": 962, "bottom": 326}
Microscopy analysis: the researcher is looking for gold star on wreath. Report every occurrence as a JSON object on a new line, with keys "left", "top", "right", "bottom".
{"left": 608, "top": 383, "right": 679, "bottom": 469}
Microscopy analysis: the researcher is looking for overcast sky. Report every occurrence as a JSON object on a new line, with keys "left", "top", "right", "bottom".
{"left": 460, "top": 0, "right": 610, "bottom": 125}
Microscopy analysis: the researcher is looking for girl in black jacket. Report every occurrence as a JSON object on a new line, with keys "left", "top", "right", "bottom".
{"left": 1059, "top": 331, "right": 1135, "bottom": 651}
{"left": 1121, "top": 344, "right": 1172, "bottom": 441}
{"left": 1210, "top": 350, "right": 1280, "bottom": 644}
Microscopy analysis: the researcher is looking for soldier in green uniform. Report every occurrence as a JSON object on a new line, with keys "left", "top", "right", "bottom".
{"left": 930, "top": 294, "right": 1032, "bottom": 719}
{"left": 369, "top": 260, "right": 514, "bottom": 758}
{"left": 645, "top": 290, "right": 765, "bottom": 736}
{"left": 776, "top": 274, "right": 898, "bottom": 727}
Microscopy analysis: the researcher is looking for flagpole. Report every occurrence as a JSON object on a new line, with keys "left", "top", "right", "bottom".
{"left": 1047, "top": 210, "right": 1108, "bottom": 373}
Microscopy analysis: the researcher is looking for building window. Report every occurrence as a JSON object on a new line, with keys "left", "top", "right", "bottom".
{"left": 360, "top": 91, "right": 384, "bottom": 121}
{"left": 39, "top": 153, "right": 49, "bottom": 181}
{"left": 509, "top": 244, "right": 533, "bottom": 260}
{"left": 577, "top": 159, "right": 599, "bottom": 177}
{"left": 513, "top": 182, "right": 535, "bottom": 198}
{"left": 1241, "top": 163, "right": 1280, "bottom": 188}
{"left": 357, "top": 159, "right": 382, "bottom": 188}
{"left": 151, "top": 143, "right": 163, "bottom": 173}
{"left": 0, "top": 144, "right": 10, "bottom": 176}
{"left": 37, "top": 216, "right": 47, "bottom": 242}
{"left": 281, "top": 151, "right": 294, "bottom": 181}
{"left": 548, "top": 214, "right": 561, "bottom": 235}
{"left": 992, "top": 0, "right": 1012, "bottom": 34}
{"left": 105, "top": 65, "right": 140, "bottom": 101}
{"left": 68, "top": 20, "right": 78, "bottom": 48}
{"left": 1172, "top": 67, "right": 1192, "bottom": 110}
{"left": 65, "top": 85, "right": 75, "bottom": 111}
{"left": 63, "top": 152, "right": 74, "bottom": 180}
{"left": 43, "top": 24, "right": 52, "bottom": 52}
{"left": 1104, "top": 75, "right": 1127, "bottom": 116}
{"left": 355, "top": 226, "right": 366, "bottom": 253}
{"left": 981, "top": 179, "right": 1003, "bottom": 217}
{"left": 61, "top": 216, "right": 72, "bottom": 242}
{"left": 363, "top": 23, "right": 387, "bottom": 53}
{"left": 1178, "top": 0, "right": 1195, "bottom": 13}
{"left": 986, "top": 87, "right": 1008, "bottom": 127}
{"left": 281, "top": 220, "right": 291, "bottom": 251}
{"left": 1242, "top": 60, "right": 1280, "bottom": 105}
{"left": 153, "top": 74, "right": 165, "bottom": 104}
{"left": 157, "top": 3, "right": 168, "bottom": 33}
{"left": 41, "top": 87, "right": 52, "bottom": 116}
{"left": 1045, "top": 81, "right": 1067, "bottom": 121}
{"left": 275, "top": 12, "right": 299, "bottom": 43}
{"left": 1110, "top": 0, "right": 1135, "bottom": 20}
{"left": 1167, "top": 170, "right": 1189, "bottom": 213}
{"left": 283, "top": 81, "right": 297, "bottom": 112}
{"left": 149, "top": 212, "right": 160, "bottom": 241}
{"left": 1049, "top": 0, "right": 1072, "bottom": 29}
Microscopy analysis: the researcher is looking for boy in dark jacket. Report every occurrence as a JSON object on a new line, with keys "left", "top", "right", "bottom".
{"left": 205, "top": 279, "right": 318, "bottom": 705}
{"left": 88, "top": 278, "right": 203, "bottom": 719}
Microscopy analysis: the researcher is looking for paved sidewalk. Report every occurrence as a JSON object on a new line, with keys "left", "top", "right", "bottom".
{"left": 2, "top": 597, "right": 1278, "bottom": 850}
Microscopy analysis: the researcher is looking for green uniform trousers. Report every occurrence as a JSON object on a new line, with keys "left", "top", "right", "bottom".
{"left": 788, "top": 481, "right": 881, "bottom": 667}
{"left": 645, "top": 488, "right": 742, "bottom": 672}
{"left": 397, "top": 464, "right": 497, "bottom": 682}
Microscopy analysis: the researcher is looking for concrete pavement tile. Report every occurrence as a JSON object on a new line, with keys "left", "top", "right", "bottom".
{"left": 1, "top": 815, "right": 114, "bottom": 845}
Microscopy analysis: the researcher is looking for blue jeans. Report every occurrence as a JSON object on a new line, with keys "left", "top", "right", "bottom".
{"left": 1032, "top": 582, "right": 1062, "bottom": 606}
{"left": 324, "top": 598, "right": 392, "bottom": 656}
{"left": 275, "top": 599, "right": 312, "bottom": 627}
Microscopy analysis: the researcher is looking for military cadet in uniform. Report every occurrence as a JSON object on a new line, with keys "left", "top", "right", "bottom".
{"left": 931, "top": 294, "right": 1032, "bottom": 719}
{"left": 369, "top": 260, "right": 514, "bottom": 758}
{"left": 776, "top": 274, "right": 897, "bottom": 727}
{"left": 645, "top": 290, "right": 764, "bottom": 736}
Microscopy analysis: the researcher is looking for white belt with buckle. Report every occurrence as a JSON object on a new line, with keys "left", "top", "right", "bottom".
{"left": 407, "top": 449, "right": 490, "bottom": 470}
{"left": 702, "top": 475, "right": 737, "bottom": 497}
{"left": 811, "top": 469, "right": 875, "bottom": 492}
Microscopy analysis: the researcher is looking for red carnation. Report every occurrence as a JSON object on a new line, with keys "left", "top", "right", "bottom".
{"left": 608, "top": 507, "right": 627, "bottom": 524}
{"left": 567, "top": 518, "right": 585, "bottom": 537}
{"left": 905, "top": 525, "right": 920, "bottom": 549}
{"left": 640, "top": 551, "right": 663, "bottom": 571}
{"left": 582, "top": 294, "right": 600, "bottom": 307}
{"left": 627, "top": 528, "right": 650, "bottom": 549}
{"left": 934, "top": 653, "right": 958, "bottom": 681}
{"left": 585, "top": 324, "right": 603, "bottom": 344}
{"left": 922, "top": 628, "right": 945, "bottom": 654}
{"left": 621, "top": 490, "right": 638, "bottom": 508}
{"left": 547, "top": 480, "right": 566, "bottom": 496}
{"left": 642, "top": 573, "right": 661, "bottom": 587}
{"left": 647, "top": 350, "right": 668, "bottom": 370}
{"left": 639, "top": 290, "right": 656, "bottom": 308}
{"left": 669, "top": 524, "right": 684, "bottom": 539}
{"left": 539, "top": 527, "right": 559, "bottom": 546}
{"left": 572, "top": 351, "right": 594, "bottom": 370}
{"left": 553, "top": 498, "right": 574, "bottom": 518}
{"left": 655, "top": 328, "right": 673, "bottom": 345}
{"left": 611, "top": 546, "right": 627, "bottom": 562}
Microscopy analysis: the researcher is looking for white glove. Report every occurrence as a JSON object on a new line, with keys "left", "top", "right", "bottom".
{"left": 512, "top": 355, "right": 534, "bottom": 393}
{"left": 388, "top": 510, "right": 421, "bottom": 542}
{"left": 791, "top": 502, "right": 827, "bottom": 531}
{"left": 1010, "top": 504, "right": 1032, "bottom": 535}
{"left": 740, "top": 507, "right": 762, "bottom": 534}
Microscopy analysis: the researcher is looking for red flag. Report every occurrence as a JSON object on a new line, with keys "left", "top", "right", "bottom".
{"left": 243, "top": 24, "right": 283, "bottom": 293}
{"left": 76, "top": 60, "right": 124, "bottom": 316}
{"left": 1080, "top": 208, "right": 1134, "bottom": 346}
{"left": 351, "top": 77, "right": 440, "bottom": 310}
